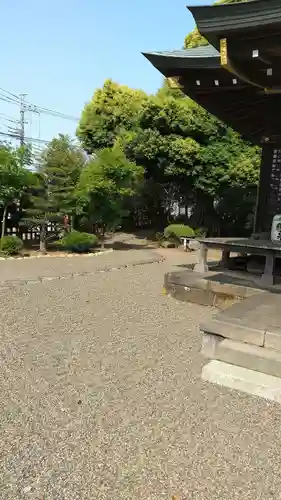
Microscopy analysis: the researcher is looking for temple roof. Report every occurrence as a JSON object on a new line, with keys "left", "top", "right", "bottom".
{"left": 143, "top": 46, "right": 219, "bottom": 71}
{"left": 143, "top": 0, "right": 281, "bottom": 145}
{"left": 188, "top": 0, "right": 281, "bottom": 50}
{"left": 146, "top": 45, "right": 219, "bottom": 60}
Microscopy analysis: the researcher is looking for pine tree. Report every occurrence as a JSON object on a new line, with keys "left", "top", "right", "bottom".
{"left": 23, "top": 173, "right": 62, "bottom": 252}
{"left": 39, "top": 134, "right": 85, "bottom": 227}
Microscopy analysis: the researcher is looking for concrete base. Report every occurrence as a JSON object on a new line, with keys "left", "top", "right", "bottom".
{"left": 202, "top": 360, "right": 281, "bottom": 404}
{"left": 164, "top": 269, "right": 264, "bottom": 309}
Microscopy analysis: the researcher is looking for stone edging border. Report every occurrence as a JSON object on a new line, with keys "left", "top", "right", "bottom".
{"left": 0, "top": 255, "right": 166, "bottom": 287}
{"left": 0, "top": 248, "right": 114, "bottom": 261}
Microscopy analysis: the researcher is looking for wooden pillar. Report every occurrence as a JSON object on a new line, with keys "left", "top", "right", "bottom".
{"left": 253, "top": 144, "right": 273, "bottom": 234}
{"left": 254, "top": 144, "right": 281, "bottom": 235}
{"left": 254, "top": 93, "right": 281, "bottom": 235}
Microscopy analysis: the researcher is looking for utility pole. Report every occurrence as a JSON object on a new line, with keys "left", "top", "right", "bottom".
{"left": 19, "top": 93, "right": 27, "bottom": 146}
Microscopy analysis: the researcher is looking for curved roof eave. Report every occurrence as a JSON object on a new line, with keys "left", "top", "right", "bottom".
{"left": 187, "top": 0, "right": 281, "bottom": 48}
{"left": 143, "top": 46, "right": 220, "bottom": 71}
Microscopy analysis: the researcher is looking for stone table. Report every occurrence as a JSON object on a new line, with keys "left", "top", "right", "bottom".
{"left": 194, "top": 237, "right": 281, "bottom": 286}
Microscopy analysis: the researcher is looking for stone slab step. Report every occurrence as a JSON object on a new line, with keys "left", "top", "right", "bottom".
{"left": 215, "top": 338, "right": 281, "bottom": 378}
{"left": 200, "top": 292, "right": 281, "bottom": 348}
{"left": 202, "top": 360, "right": 281, "bottom": 404}
{"left": 200, "top": 318, "right": 265, "bottom": 346}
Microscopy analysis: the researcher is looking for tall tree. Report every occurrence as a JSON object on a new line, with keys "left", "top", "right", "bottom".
{"left": 77, "top": 80, "right": 147, "bottom": 153}
{"left": 23, "top": 173, "right": 62, "bottom": 252}
{"left": 122, "top": 92, "right": 259, "bottom": 229}
{"left": 39, "top": 134, "right": 85, "bottom": 227}
{"left": 0, "top": 144, "right": 31, "bottom": 247}
{"left": 76, "top": 146, "right": 143, "bottom": 243}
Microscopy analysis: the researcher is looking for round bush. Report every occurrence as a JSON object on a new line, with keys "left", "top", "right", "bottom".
{"left": 0, "top": 235, "right": 23, "bottom": 255}
{"left": 164, "top": 224, "right": 195, "bottom": 241}
{"left": 57, "top": 231, "right": 98, "bottom": 253}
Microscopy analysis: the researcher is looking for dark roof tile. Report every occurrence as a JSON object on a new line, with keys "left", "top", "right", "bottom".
{"left": 143, "top": 45, "right": 219, "bottom": 60}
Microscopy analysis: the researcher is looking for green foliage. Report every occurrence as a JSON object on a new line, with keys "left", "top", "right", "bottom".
{"left": 39, "top": 134, "right": 85, "bottom": 218}
{"left": 193, "top": 227, "right": 207, "bottom": 238}
{"left": 57, "top": 231, "right": 98, "bottom": 253}
{"left": 164, "top": 224, "right": 195, "bottom": 240}
{"left": 23, "top": 134, "right": 86, "bottom": 252}
{"left": 0, "top": 144, "right": 32, "bottom": 247}
{"left": 22, "top": 173, "right": 63, "bottom": 252}
{"left": 0, "top": 144, "right": 31, "bottom": 208}
{"left": 184, "top": 28, "right": 208, "bottom": 50}
{"left": 76, "top": 146, "right": 144, "bottom": 235}
{"left": 77, "top": 80, "right": 147, "bottom": 153}
{"left": 0, "top": 235, "right": 23, "bottom": 255}
{"left": 77, "top": 75, "right": 260, "bottom": 233}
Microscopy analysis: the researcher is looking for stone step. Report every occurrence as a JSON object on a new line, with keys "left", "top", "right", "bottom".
{"left": 200, "top": 318, "right": 265, "bottom": 346}
{"left": 215, "top": 338, "right": 281, "bottom": 378}
{"left": 202, "top": 360, "right": 281, "bottom": 404}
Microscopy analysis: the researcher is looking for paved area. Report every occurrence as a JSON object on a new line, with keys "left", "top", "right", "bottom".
{"left": 1, "top": 247, "right": 281, "bottom": 499}
{"left": 0, "top": 249, "right": 161, "bottom": 283}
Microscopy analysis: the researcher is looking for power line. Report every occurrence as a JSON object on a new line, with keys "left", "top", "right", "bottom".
{"left": 25, "top": 102, "right": 79, "bottom": 122}
{"left": 0, "top": 86, "right": 20, "bottom": 100}
{"left": 0, "top": 112, "right": 18, "bottom": 120}
{"left": 0, "top": 86, "right": 79, "bottom": 121}
{"left": 0, "top": 85, "right": 80, "bottom": 147}
{"left": 0, "top": 130, "right": 49, "bottom": 144}
{"left": 0, "top": 113, "right": 20, "bottom": 124}
{"left": 0, "top": 95, "right": 20, "bottom": 106}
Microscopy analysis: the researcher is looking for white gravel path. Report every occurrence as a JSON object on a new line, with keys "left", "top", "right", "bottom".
{"left": 0, "top": 249, "right": 281, "bottom": 499}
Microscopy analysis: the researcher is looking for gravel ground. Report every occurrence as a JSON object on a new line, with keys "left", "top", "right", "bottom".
{"left": 1, "top": 249, "right": 281, "bottom": 499}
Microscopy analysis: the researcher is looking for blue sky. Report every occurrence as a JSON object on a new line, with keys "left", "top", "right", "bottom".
{"left": 0, "top": 0, "right": 212, "bottom": 145}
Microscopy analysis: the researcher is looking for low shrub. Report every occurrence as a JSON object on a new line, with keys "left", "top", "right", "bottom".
{"left": 56, "top": 231, "right": 98, "bottom": 253}
{"left": 193, "top": 227, "right": 207, "bottom": 238}
{"left": 0, "top": 235, "right": 23, "bottom": 255}
{"left": 164, "top": 224, "right": 195, "bottom": 242}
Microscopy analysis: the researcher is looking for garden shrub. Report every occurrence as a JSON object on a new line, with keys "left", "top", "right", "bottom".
{"left": 164, "top": 224, "right": 195, "bottom": 242}
{"left": 0, "top": 235, "right": 23, "bottom": 255}
{"left": 57, "top": 231, "right": 98, "bottom": 253}
{"left": 193, "top": 227, "right": 207, "bottom": 238}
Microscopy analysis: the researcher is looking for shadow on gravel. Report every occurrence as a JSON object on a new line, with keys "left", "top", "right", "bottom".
{"left": 108, "top": 241, "right": 156, "bottom": 251}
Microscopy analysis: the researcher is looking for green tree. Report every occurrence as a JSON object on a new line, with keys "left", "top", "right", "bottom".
{"left": 23, "top": 172, "right": 63, "bottom": 252}
{"left": 77, "top": 80, "right": 147, "bottom": 153}
{"left": 0, "top": 144, "right": 31, "bottom": 248}
{"left": 39, "top": 134, "right": 85, "bottom": 227}
{"left": 78, "top": 81, "right": 259, "bottom": 232}
{"left": 122, "top": 93, "right": 255, "bottom": 229}
{"left": 76, "top": 146, "right": 143, "bottom": 244}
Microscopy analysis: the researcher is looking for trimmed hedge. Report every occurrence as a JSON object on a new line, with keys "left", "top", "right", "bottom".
{"left": 164, "top": 224, "right": 195, "bottom": 241}
{"left": 57, "top": 231, "right": 98, "bottom": 253}
{"left": 0, "top": 235, "right": 23, "bottom": 255}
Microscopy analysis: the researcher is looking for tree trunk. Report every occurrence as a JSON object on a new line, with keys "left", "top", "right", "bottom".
{"left": 100, "top": 226, "right": 105, "bottom": 249}
{"left": 0, "top": 205, "right": 8, "bottom": 250}
{"left": 39, "top": 225, "right": 47, "bottom": 252}
{"left": 70, "top": 215, "right": 74, "bottom": 231}
{"left": 189, "top": 191, "right": 219, "bottom": 234}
